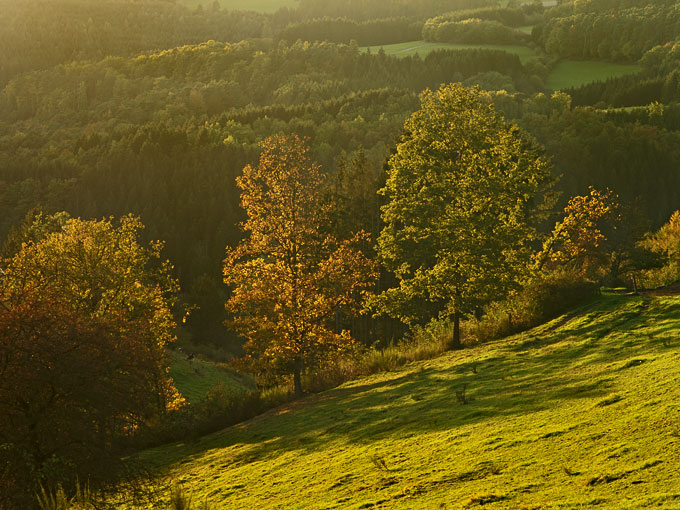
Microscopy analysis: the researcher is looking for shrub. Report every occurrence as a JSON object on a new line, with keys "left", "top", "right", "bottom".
{"left": 470, "top": 271, "right": 600, "bottom": 343}
{"left": 639, "top": 210, "right": 680, "bottom": 287}
{"left": 0, "top": 293, "right": 175, "bottom": 509}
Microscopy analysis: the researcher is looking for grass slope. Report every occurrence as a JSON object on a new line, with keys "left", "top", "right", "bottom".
{"left": 169, "top": 351, "right": 253, "bottom": 404}
{"left": 362, "top": 41, "right": 538, "bottom": 63}
{"left": 546, "top": 61, "right": 641, "bottom": 90}
{"left": 177, "top": 0, "right": 297, "bottom": 13}
{"left": 145, "top": 294, "right": 680, "bottom": 509}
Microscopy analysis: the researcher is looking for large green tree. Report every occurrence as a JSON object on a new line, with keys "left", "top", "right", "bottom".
{"left": 224, "top": 135, "right": 376, "bottom": 396}
{"left": 371, "top": 83, "right": 552, "bottom": 347}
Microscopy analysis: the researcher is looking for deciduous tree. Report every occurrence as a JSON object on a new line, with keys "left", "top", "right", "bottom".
{"left": 0, "top": 214, "right": 182, "bottom": 508}
{"left": 371, "top": 83, "right": 552, "bottom": 348}
{"left": 539, "top": 187, "right": 659, "bottom": 285}
{"left": 223, "top": 135, "right": 376, "bottom": 396}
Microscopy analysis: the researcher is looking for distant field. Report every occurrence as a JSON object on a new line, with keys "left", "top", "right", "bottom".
{"left": 141, "top": 294, "right": 680, "bottom": 509}
{"left": 169, "top": 351, "right": 253, "bottom": 404}
{"left": 516, "top": 25, "right": 534, "bottom": 34}
{"left": 500, "top": 0, "right": 556, "bottom": 5}
{"left": 178, "top": 0, "right": 297, "bottom": 13}
{"left": 547, "top": 60, "right": 642, "bottom": 90}
{"left": 362, "top": 40, "right": 538, "bottom": 63}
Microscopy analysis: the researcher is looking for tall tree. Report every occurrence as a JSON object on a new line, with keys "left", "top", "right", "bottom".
{"left": 223, "top": 135, "right": 376, "bottom": 396}
{"left": 371, "top": 83, "right": 552, "bottom": 348}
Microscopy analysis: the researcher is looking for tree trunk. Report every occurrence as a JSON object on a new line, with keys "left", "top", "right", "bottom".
{"left": 293, "top": 356, "right": 303, "bottom": 397}
{"left": 452, "top": 310, "right": 461, "bottom": 350}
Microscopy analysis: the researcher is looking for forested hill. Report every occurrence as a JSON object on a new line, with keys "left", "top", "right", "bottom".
{"left": 2, "top": 0, "right": 680, "bottom": 352}
{"left": 0, "top": 0, "right": 496, "bottom": 86}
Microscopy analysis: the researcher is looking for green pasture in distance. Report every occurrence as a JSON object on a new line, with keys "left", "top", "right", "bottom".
{"left": 547, "top": 60, "right": 642, "bottom": 90}
{"left": 516, "top": 25, "right": 534, "bottom": 34}
{"left": 500, "top": 0, "right": 556, "bottom": 5}
{"left": 169, "top": 350, "right": 253, "bottom": 404}
{"left": 178, "top": 0, "right": 297, "bottom": 13}
{"left": 362, "top": 40, "right": 538, "bottom": 63}
{"left": 140, "top": 294, "right": 680, "bottom": 509}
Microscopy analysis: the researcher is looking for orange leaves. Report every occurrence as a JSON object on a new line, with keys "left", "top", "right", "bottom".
{"left": 1, "top": 214, "right": 181, "bottom": 412}
{"left": 224, "top": 135, "right": 376, "bottom": 392}
{"left": 540, "top": 187, "right": 622, "bottom": 276}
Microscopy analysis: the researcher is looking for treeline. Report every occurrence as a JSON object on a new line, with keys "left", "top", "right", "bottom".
{"left": 422, "top": 4, "right": 540, "bottom": 44}
{"left": 536, "top": 3, "right": 680, "bottom": 62}
{"left": 0, "top": 0, "right": 286, "bottom": 85}
{"left": 426, "top": 3, "right": 543, "bottom": 28}
{"left": 0, "top": 0, "right": 498, "bottom": 86}
{"left": 0, "top": 41, "right": 536, "bottom": 127}
{"left": 423, "top": 18, "right": 529, "bottom": 45}
{"left": 277, "top": 17, "right": 423, "bottom": 45}
{"left": 602, "top": 103, "right": 680, "bottom": 133}
{"left": 564, "top": 73, "right": 674, "bottom": 108}
{"left": 494, "top": 92, "right": 680, "bottom": 227}
{"left": 545, "top": 0, "right": 676, "bottom": 19}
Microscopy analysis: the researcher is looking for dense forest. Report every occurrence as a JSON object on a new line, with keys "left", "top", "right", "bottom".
{"left": 2, "top": 0, "right": 680, "bottom": 507}
{"left": 2, "top": 0, "right": 680, "bottom": 342}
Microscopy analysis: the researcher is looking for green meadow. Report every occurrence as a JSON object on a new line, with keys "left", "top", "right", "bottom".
{"left": 141, "top": 294, "right": 680, "bottom": 509}
{"left": 362, "top": 42, "right": 642, "bottom": 91}
{"left": 362, "top": 41, "right": 538, "bottom": 63}
{"left": 546, "top": 60, "right": 642, "bottom": 90}
{"left": 177, "top": 0, "right": 297, "bottom": 13}
{"left": 169, "top": 351, "right": 252, "bottom": 404}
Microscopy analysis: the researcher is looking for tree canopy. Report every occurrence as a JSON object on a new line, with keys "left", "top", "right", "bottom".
{"left": 223, "top": 135, "right": 376, "bottom": 395}
{"left": 371, "top": 83, "right": 552, "bottom": 347}
{"left": 0, "top": 214, "right": 182, "bottom": 507}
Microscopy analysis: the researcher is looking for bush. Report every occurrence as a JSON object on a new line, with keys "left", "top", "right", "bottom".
{"left": 364, "top": 326, "right": 451, "bottom": 373}
{"left": 470, "top": 272, "right": 600, "bottom": 343}
{"left": 0, "top": 293, "right": 175, "bottom": 509}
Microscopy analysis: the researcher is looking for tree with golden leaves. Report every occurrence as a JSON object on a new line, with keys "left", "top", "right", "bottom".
{"left": 539, "top": 187, "right": 658, "bottom": 286}
{"left": 0, "top": 214, "right": 182, "bottom": 507}
{"left": 223, "top": 135, "right": 376, "bottom": 396}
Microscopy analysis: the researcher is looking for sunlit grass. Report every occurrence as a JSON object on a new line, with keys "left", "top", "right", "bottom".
{"left": 138, "top": 294, "right": 680, "bottom": 509}
{"left": 177, "top": 0, "right": 297, "bottom": 13}
{"left": 169, "top": 351, "right": 253, "bottom": 404}
{"left": 547, "top": 60, "right": 642, "bottom": 90}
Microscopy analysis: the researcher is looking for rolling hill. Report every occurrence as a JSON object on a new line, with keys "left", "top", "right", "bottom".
{"left": 138, "top": 293, "right": 680, "bottom": 509}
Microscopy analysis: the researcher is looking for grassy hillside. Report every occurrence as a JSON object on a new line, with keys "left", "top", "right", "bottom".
{"left": 546, "top": 61, "right": 641, "bottom": 90}
{"left": 169, "top": 351, "right": 254, "bottom": 404}
{"left": 140, "top": 294, "right": 680, "bottom": 508}
{"left": 177, "top": 0, "right": 297, "bottom": 12}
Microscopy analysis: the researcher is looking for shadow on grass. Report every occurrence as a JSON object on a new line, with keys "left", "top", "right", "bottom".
{"left": 147, "top": 294, "right": 678, "bottom": 472}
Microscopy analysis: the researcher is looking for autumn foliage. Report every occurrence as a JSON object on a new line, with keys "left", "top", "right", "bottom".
{"left": 224, "top": 135, "right": 377, "bottom": 396}
{"left": 0, "top": 215, "right": 181, "bottom": 508}
{"left": 539, "top": 188, "right": 622, "bottom": 276}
